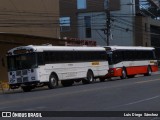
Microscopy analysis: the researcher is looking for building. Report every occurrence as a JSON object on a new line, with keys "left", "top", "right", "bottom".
{"left": 60, "top": 0, "right": 135, "bottom": 46}
{"left": 60, "top": 0, "right": 160, "bottom": 47}
{"left": 135, "top": 16, "right": 160, "bottom": 47}
{"left": 135, "top": 0, "right": 160, "bottom": 47}
{"left": 0, "top": 0, "right": 60, "bottom": 38}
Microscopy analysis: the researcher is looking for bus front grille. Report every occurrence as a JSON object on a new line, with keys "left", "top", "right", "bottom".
{"left": 23, "top": 77, "right": 28, "bottom": 82}
{"left": 16, "top": 70, "right": 28, "bottom": 76}
{"left": 22, "top": 70, "right": 28, "bottom": 75}
{"left": 16, "top": 71, "right": 21, "bottom": 76}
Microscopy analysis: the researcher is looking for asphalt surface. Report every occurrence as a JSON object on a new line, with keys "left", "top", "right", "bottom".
{"left": 0, "top": 73, "right": 160, "bottom": 120}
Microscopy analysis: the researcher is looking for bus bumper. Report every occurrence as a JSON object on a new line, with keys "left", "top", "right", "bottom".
{"left": 9, "top": 81, "right": 40, "bottom": 89}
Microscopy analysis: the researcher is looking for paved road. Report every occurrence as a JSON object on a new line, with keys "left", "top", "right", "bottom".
{"left": 0, "top": 74, "right": 160, "bottom": 120}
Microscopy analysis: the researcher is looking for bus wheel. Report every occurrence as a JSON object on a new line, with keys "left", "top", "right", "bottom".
{"left": 120, "top": 68, "right": 127, "bottom": 79}
{"left": 82, "top": 70, "right": 94, "bottom": 84}
{"left": 48, "top": 74, "right": 58, "bottom": 89}
{"left": 144, "top": 66, "right": 152, "bottom": 76}
{"left": 21, "top": 86, "right": 32, "bottom": 92}
{"left": 61, "top": 80, "right": 74, "bottom": 87}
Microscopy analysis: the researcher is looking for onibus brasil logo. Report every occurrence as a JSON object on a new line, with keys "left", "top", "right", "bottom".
{"left": 2, "top": 112, "right": 42, "bottom": 118}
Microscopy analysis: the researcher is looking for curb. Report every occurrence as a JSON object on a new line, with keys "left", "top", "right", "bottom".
{"left": 0, "top": 88, "right": 22, "bottom": 94}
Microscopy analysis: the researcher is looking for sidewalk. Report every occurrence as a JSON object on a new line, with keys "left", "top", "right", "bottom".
{"left": 0, "top": 87, "right": 23, "bottom": 94}
{"left": 0, "top": 81, "right": 22, "bottom": 94}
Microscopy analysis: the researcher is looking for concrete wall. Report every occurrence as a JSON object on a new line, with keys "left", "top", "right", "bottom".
{"left": 0, "top": 0, "right": 60, "bottom": 38}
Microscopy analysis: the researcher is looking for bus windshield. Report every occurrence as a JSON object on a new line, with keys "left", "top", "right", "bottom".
{"left": 7, "top": 53, "right": 37, "bottom": 71}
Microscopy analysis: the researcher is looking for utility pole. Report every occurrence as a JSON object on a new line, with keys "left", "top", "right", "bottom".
{"left": 106, "top": 9, "right": 111, "bottom": 46}
{"left": 104, "top": 0, "right": 111, "bottom": 46}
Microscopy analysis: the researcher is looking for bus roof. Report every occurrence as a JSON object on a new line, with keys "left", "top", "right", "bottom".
{"left": 8, "top": 45, "right": 105, "bottom": 54}
{"left": 104, "top": 46, "right": 155, "bottom": 51}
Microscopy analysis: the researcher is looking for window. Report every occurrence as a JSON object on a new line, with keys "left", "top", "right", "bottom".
{"left": 85, "top": 16, "right": 91, "bottom": 27}
{"left": 7, "top": 53, "right": 37, "bottom": 71}
{"left": 43, "top": 50, "right": 107, "bottom": 64}
{"left": 112, "top": 51, "right": 123, "bottom": 64}
{"left": 77, "top": 0, "right": 86, "bottom": 9}
{"left": 59, "top": 17, "right": 71, "bottom": 32}
{"left": 85, "top": 28, "right": 91, "bottom": 38}
{"left": 84, "top": 16, "right": 91, "bottom": 38}
{"left": 37, "top": 53, "right": 44, "bottom": 65}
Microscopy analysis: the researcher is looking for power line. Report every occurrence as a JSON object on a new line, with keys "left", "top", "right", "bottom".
{"left": 0, "top": 0, "right": 160, "bottom": 42}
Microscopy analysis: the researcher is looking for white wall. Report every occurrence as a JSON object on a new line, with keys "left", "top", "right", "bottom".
{"left": 78, "top": 0, "right": 136, "bottom": 46}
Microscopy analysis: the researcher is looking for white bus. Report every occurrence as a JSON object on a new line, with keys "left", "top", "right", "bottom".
{"left": 7, "top": 45, "right": 109, "bottom": 92}
{"left": 100, "top": 46, "right": 158, "bottom": 80}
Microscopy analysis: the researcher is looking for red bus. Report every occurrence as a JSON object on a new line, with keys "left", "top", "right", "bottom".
{"left": 101, "top": 46, "right": 158, "bottom": 81}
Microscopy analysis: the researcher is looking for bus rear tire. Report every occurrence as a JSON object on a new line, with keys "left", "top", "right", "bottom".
{"left": 82, "top": 70, "right": 94, "bottom": 84}
{"left": 21, "top": 86, "right": 32, "bottom": 92}
{"left": 120, "top": 68, "right": 127, "bottom": 79}
{"left": 144, "top": 66, "right": 152, "bottom": 76}
{"left": 48, "top": 74, "right": 58, "bottom": 89}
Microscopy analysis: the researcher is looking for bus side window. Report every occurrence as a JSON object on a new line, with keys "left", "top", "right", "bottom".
{"left": 37, "top": 53, "right": 45, "bottom": 65}
{"left": 113, "top": 51, "right": 123, "bottom": 63}
{"left": 63, "top": 51, "right": 71, "bottom": 62}
{"left": 127, "top": 51, "right": 133, "bottom": 61}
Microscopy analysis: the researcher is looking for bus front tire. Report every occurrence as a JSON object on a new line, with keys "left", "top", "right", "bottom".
{"left": 48, "top": 74, "right": 58, "bottom": 89}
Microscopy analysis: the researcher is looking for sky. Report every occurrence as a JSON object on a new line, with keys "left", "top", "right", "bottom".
{"left": 77, "top": 0, "right": 86, "bottom": 9}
